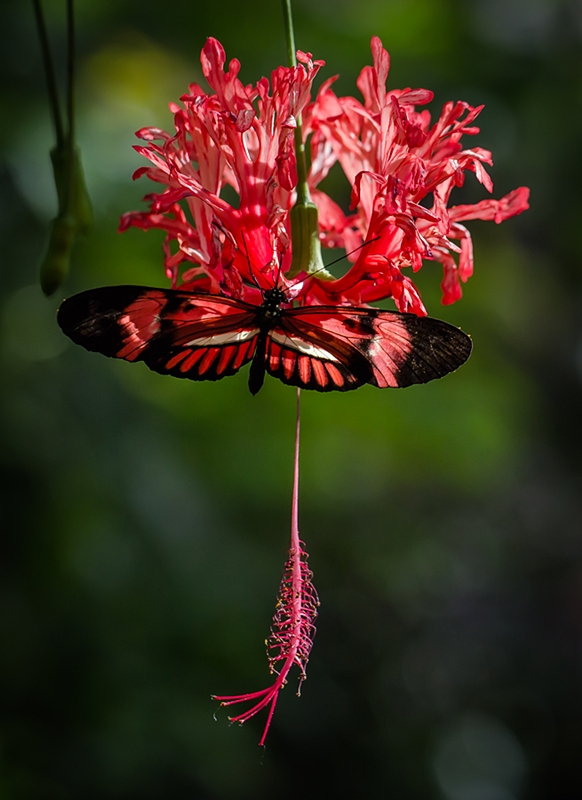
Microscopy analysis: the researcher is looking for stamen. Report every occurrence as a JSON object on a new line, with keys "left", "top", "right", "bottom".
{"left": 213, "top": 389, "right": 320, "bottom": 746}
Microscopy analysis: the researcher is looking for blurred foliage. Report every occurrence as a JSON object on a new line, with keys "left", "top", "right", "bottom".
{"left": 1, "top": 0, "right": 582, "bottom": 798}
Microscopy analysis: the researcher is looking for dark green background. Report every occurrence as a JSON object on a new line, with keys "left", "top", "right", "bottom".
{"left": 1, "top": 0, "right": 580, "bottom": 798}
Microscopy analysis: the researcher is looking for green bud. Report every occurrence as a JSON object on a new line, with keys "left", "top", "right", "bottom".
{"left": 50, "top": 144, "right": 93, "bottom": 234}
{"left": 288, "top": 201, "right": 332, "bottom": 280}
{"left": 40, "top": 145, "right": 93, "bottom": 295}
{"left": 40, "top": 214, "right": 77, "bottom": 296}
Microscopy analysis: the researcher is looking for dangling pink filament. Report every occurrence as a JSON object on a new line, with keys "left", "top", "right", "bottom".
{"left": 213, "top": 388, "right": 319, "bottom": 746}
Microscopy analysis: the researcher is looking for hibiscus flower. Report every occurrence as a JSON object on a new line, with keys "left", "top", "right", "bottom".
{"left": 121, "top": 36, "right": 528, "bottom": 317}
{"left": 108, "top": 36, "right": 528, "bottom": 745}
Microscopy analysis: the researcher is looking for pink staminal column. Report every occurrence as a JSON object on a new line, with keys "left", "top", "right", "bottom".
{"left": 213, "top": 388, "right": 319, "bottom": 746}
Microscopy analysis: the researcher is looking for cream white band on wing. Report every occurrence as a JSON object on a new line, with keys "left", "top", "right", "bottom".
{"left": 270, "top": 330, "right": 339, "bottom": 361}
{"left": 185, "top": 328, "right": 259, "bottom": 346}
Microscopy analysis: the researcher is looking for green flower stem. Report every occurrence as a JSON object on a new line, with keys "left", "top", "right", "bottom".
{"left": 281, "top": 0, "right": 309, "bottom": 205}
{"left": 66, "top": 0, "right": 75, "bottom": 150}
{"left": 281, "top": 0, "right": 326, "bottom": 278}
{"left": 281, "top": 0, "right": 297, "bottom": 69}
{"left": 32, "top": 0, "right": 64, "bottom": 148}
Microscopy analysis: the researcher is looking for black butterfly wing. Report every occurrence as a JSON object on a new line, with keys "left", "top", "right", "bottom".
{"left": 57, "top": 285, "right": 260, "bottom": 382}
{"left": 265, "top": 305, "right": 472, "bottom": 391}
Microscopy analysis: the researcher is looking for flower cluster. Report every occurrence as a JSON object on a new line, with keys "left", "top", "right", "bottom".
{"left": 121, "top": 36, "right": 528, "bottom": 315}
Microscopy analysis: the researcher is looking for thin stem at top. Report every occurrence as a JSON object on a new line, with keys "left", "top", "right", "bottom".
{"left": 281, "top": 0, "right": 310, "bottom": 205}
{"left": 32, "top": 0, "right": 64, "bottom": 147}
{"left": 281, "top": 0, "right": 297, "bottom": 68}
{"left": 66, "top": 0, "right": 75, "bottom": 149}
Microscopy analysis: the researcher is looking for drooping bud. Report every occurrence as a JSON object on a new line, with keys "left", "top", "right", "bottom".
{"left": 40, "top": 145, "right": 93, "bottom": 296}
{"left": 50, "top": 144, "right": 93, "bottom": 234}
{"left": 39, "top": 214, "right": 77, "bottom": 296}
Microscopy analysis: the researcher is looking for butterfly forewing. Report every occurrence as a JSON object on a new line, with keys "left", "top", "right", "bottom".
{"left": 272, "top": 306, "right": 472, "bottom": 390}
{"left": 57, "top": 286, "right": 260, "bottom": 382}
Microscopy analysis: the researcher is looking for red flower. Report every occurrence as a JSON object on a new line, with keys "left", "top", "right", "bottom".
{"left": 121, "top": 36, "right": 528, "bottom": 316}
{"left": 120, "top": 37, "right": 323, "bottom": 304}
{"left": 304, "top": 36, "right": 529, "bottom": 311}
{"left": 117, "top": 37, "right": 529, "bottom": 744}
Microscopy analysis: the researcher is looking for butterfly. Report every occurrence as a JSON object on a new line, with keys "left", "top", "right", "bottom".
{"left": 57, "top": 283, "right": 472, "bottom": 395}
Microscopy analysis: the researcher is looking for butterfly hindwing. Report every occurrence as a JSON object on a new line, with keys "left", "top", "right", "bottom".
{"left": 264, "top": 321, "right": 372, "bottom": 391}
{"left": 57, "top": 285, "right": 260, "bottom": 382}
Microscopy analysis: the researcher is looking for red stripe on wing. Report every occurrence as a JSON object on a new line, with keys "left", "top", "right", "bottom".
{"left": 264, "top": 326, "right": 366, "bottom": 392}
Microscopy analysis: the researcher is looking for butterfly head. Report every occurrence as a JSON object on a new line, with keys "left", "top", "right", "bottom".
{"left": 260, "top": 286, "right": 288, "bottom": 321}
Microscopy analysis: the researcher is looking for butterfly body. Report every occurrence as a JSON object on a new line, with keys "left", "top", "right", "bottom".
{"left": 247, "top": 286, "right": 288, "bottom": 394}
{"left": 57, "top": 284, "right": 472, "bottom": 394}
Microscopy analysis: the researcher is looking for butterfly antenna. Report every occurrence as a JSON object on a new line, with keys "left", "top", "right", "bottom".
{"left": 289, "top": 236, "right": 381, "bottom": 287}
{"left": 324, "top": 235, "right": 381, "bottom": 269}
